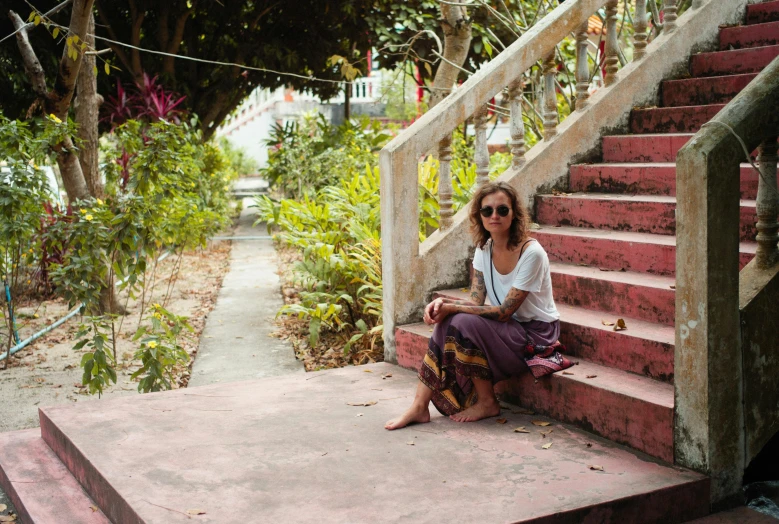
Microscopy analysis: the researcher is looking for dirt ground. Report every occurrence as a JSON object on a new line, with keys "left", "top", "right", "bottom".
{"left": 0, "top": 242, "right": 231, "bottom": 434}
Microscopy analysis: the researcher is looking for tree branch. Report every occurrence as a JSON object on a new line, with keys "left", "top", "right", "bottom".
{"left": 8, "top": 10, "right": 48, "bottom": 98}
{"left": 128, "top": 0, "right": 145, "bottom": 79}
{"left": 51, "top": 0, "right": 97, "bottom": 117}
{"left": 158, "top": 4, "right": 169, "bottom": 51}
{"left": 162, "top": 1, "right": 196, "bottom": 76}
{"left": 95, "top": 0, "right": 132, "bottom": 74}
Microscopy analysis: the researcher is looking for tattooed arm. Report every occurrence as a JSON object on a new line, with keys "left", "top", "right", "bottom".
{"left": 423, "top": 270, "right": 488, "bottom": 324}
{"left": 436, "top": 287, "right": 530, "bottom": 323}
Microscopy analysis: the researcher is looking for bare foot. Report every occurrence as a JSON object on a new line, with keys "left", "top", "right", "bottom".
{"left": 450, "top": 399, "right": 501, "bottom": 422}
{"left": 385, "top": 404, "right": 431, "bottom": 430}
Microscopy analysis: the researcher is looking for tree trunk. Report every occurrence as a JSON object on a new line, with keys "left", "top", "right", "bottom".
{"left": 75, "top": 13, "right": 104, "bottom": 199}
{"left": 429, "top": 1, "right": 472, "bottom": 109}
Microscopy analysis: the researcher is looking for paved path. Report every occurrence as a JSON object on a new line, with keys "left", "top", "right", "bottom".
{"left": 189, "top": 200, "right": 302, "bottom": 387}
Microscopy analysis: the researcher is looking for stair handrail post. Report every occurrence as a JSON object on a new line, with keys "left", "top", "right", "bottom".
{"left": 604, "top": 0, "right": 620, "bottom": 86}
{"left": 675, "top": 55, "right": 779, "bottom": 505}
{"left": 663, "top": 0, "right": 678, "bottom": 33}
{"left": 755, "top": 136, "right": 779, "bottom": 268}
{"left": 508, "top": 79, "right": 527, "bottom": 168}
{"left": 474, "top": 104, "right": 491, "bottom": 186}
{"left": 542, "top": 50, "right": 560, "bottom": 139}
{"left": 575, "top": 21, "right": 591, "bottom": 109}
{"left": 439, "top": 133, "right": 455, "bottom": 230}
{"left": 633, "top": 0, "right": 649, "bottom": 60}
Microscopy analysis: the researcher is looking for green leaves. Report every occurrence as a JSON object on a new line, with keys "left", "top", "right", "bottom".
{"left": 132, "top": 304, "right": 192, "bottom": 393}
{"left": 72, "top": 316, "right": 118, "bottom": 397}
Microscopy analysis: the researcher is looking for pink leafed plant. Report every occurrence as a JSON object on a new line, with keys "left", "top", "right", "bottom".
{"left": 101, "top": 73, "right": 187, "bottom": 129}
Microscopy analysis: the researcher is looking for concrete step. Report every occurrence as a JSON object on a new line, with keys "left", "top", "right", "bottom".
{"left": 661, "top": 73, "right": 757, "bottom": 107}
{"left": 550, "top": 262, "right": 676, "bottom": 326}
{"left": 720, "top": 20, "right": 779, "bottom": 50}
{"left": 0, "top": 428, "right": 110, "bottom": 524}
{"left": 570, "top": 162, "right": 759, "bottom": 199}
{"left": 33, "top": 363, "right": 710, "bottom": 523}
{"left": 535, "top": 192, "right": 758, "bottom": 241}
{"left": 747, "top": 0, "right": 779, "bottom": 25}
{"left": 395, "top": 324, "right": 676, "bottom": 461}
{"left": 602, "top": 134, "right": 694, "bottom": 162}
{"left": 630, "top": 104, "right": 725, "bottom": 133}
{"left": 534, "top": 225, "right": 756, "bottom": 276}
{"left": 428, "top": 287, "right": 676, "bottom": 382}
{"left": 690, "top": 44, "right": 779, "bottom": 77}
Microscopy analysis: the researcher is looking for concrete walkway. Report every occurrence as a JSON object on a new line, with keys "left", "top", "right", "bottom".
{"left": 189, "top": 200, "right": 302, "bottom": 387}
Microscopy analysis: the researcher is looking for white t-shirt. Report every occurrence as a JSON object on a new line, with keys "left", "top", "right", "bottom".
{"left": 472, "top": 240, "right": 559, "bottom": 323}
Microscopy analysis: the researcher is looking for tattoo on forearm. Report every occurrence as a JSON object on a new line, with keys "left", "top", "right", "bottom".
{"left": 470, "top": 270, "right": 487, "bottom": 306}
{"left": 450, "top": 288, "right": 529, "bottom": 322}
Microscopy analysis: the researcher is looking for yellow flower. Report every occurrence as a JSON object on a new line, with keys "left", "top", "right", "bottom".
{"left": 153, "top": 312, "right": 162, "bottom": 319}
{"left": 148, "top": 341, "right": 158, "bottom": 349}
{"left": 84, "top": 214, "right": 93, "bottom": 221}
{"left": 152, "top": 303, "right": 161, "bottom": 309}
{"left": 210, "top": 173, "right": 215, "bottom": 177}
{"left": 48, "top": 114, "right": 62, "bottom": 124}
{"left": 96, "top": 199, "right": 103, "bottom": 206}
{"left": 26, "top": 280, "right": 31, "bottom": 284}
{"left": 79, "top": 209, "right": 87, "bottom": 214}
{"left": 190, "top": 182, "right": 195, "bottom": 188}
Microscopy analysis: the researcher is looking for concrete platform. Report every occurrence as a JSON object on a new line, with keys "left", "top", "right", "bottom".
{"left": 17, "top": 363, "right": 710, "bottom": 523}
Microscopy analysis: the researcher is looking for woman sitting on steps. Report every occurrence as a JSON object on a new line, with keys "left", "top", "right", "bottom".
{"left": 385, "top": 181, "right": 572, "bottom": 430}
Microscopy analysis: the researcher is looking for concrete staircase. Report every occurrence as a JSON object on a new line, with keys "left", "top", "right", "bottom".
{"left": 396, "top": 0, "right": 778, "bottom": 484}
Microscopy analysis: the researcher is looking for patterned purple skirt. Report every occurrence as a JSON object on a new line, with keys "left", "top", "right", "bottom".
{"left": 418, "top": 313, "right": 572, "bottom": 416}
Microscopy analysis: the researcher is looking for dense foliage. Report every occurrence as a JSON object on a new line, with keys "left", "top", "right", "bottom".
{"left": 0, "top": 114, "right": 235, "bottom": 394}
{"left": 256, "top": 119, "right": 509, "bottom": 363}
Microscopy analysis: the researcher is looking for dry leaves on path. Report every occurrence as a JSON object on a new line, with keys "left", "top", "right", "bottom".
{"left": 614, "top": 318, "right": 627, "bottom": 331}
{"left": 532, "top": 421, "right": 551, "bottom": 427}
{"left": 186, "top": 509, "right": 207, "bottom": 516}
{"left": 496, "top": 418, "right": 507, "bottom": 424}
{"left": 514, "top": 427, "right": 530, "bottom": 433}
{"left": 346, "top": 401, "right": 377, "bottom": 407}
{"left": 589, "top": 465, "right": 604, "bottom": 471}
{"left": 542, "top": 442, "right": 553, "bottom": 449}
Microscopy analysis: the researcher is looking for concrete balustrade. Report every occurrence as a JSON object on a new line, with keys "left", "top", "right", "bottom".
{"left": 675, "top": 54, "right": 779, "bottom": 506}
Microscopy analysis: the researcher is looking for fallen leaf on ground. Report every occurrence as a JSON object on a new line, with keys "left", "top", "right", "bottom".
{"left": 382, "top": 373, "right": 392, "bottom": 379}
{"left": 599, "top": 267, "right": 611, "bottom": 272}
{"left": 34, "top": 377, "right": 44, "bottom": 383}
{"left": 670, "top": 285, "right": 676, "bottom": 289}
{"left": 542, "top": 442, "right": 553, "bottom": 449}
{"left": 540, "top": 429, "right": 554, "bottom": 436}
{"left": 514, "top": 427, "right": 530, "bottom": 433}
{"left": 562, "top": 371, "right": 574, "bottom": 375}
{"left": 588, "top": 465, "right": 604, "bottom": 471}
{"left": 0, "top": 505, "right": 6, "bottom": 512}
{"left": 496, "top": 418, "right": 507, "bottom": 424}
{"left": 532, "top": 421, "right": 551, "bottom": 427}
{"left": 461, "top": 288, "right": 469, "bottom": 292}
{"left": 406, "top": 441, "right": 415, "bottom": 446}
{"left": 601, "top": 319, "right": 615, "bottom": 326}
{"left": 89, "top": 506, "right": 98, "bottom": 512}
{"left": 586, "top": 443, "right": 593, "bottom": 448}
{"left": 356, "top": 413, "right": 363, "bottom": 417}
{"left": 613, "top": 318, "right": 627, "bottom": 331}
{"left": 346, "top": 401, "right": 377, "bottom": 406}
{"left": 186, "top": 509, "right": 207, "bottom": 515}
{"left": 363, "top": 369, "right": 372, "bottom": 373}
{"left": 586, "top": 375, "right": 597, "bottom": 379}
{"left": 0, "top": 516, "right": 16, "bottom": 522}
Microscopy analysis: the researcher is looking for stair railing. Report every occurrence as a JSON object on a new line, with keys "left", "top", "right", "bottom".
{"left": 675, "top": 55, "right": 779, "bottom": 505}
{"left": 380, "top": 0, "right": 699, "bottom": 361}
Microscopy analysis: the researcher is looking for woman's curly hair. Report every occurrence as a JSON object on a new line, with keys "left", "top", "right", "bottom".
{"left": 469, "top": 181, "right": 529, "bottom": 250}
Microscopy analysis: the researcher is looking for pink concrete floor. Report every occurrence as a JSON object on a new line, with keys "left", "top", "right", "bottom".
{"left": 30, "top": 363, "right": 709, "bottom": 524}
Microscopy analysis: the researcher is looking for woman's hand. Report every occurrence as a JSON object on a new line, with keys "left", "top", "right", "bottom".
{"left": 424, "top": 298, "right": 452, "bottom": 325}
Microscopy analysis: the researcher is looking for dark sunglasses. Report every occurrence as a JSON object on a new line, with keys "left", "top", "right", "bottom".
{"left": 480, "top": 205, "right": 510, "bottom": 218}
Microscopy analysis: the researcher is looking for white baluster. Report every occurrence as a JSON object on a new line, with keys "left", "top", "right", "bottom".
{"left": 634, "top": 0, "right": 648, "bottom": 60}
{"left": 604, "top": 0, "right": 619, "bottom": 86}
{"left": 542, "top": 51, "right": 559, "bottom": 139}
{"left": 508, "top": 81, "right": 526, "bottom": 169}
{"left": 663, "top": 0, "right": 678, "bottom": 33}
{"left": 438, "top": 134, "right": 454, "bottom": 230}
{"left": 575, "top": 22, "right": 590, "bottom": 110}
{"left": 474, "top": 106, "right": 490, "bottom": 187}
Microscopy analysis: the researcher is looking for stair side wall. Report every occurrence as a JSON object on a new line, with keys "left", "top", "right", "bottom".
{"left": 739, "top": 261, "right": 779, "bottom": 467}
